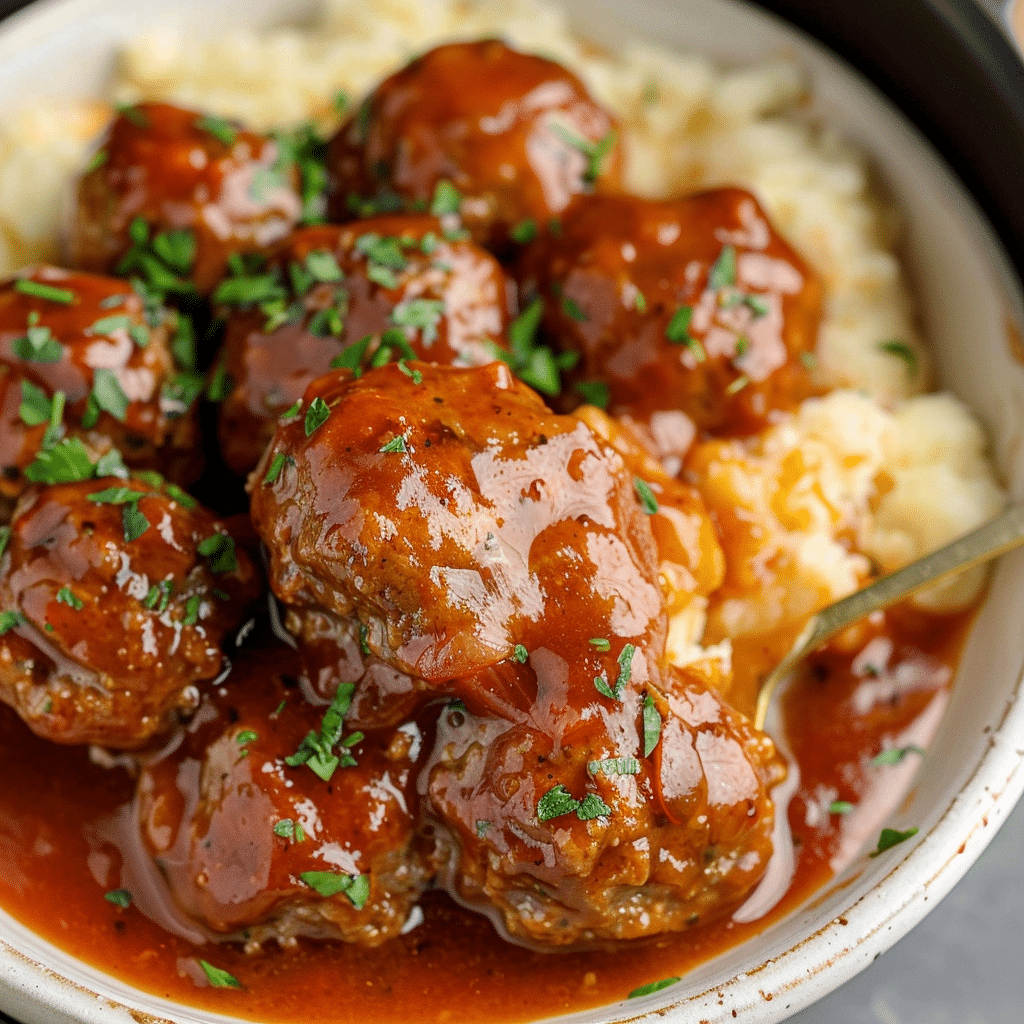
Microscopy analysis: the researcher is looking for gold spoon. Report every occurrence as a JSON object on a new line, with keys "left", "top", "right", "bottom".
{"left": 753, "top": 501, "right": 1024, "bottom": 730}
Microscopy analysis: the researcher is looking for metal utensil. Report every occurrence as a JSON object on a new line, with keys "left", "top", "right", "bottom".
{"left": 753, "top": 502, "right": 1024, "bottom": 730}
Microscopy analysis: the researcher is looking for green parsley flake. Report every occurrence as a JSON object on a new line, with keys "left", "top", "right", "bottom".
{"left": 800, "top": 351, "right": 819, "bottom": 370}
{"left": 725, "top": 374, "right": 750, "bottom": 395}
{"left": 182, "top": 593, "right": 202, "bottom": 627}
{"left": 198, "top": 532, "right": 238, "bottom": 574}
{"left": 633, "top": 478, "right": 658, "bottom": 515}
{"left": 0, "top": 611, "right": 25, "bottom": 636}
{"left": 304, "top": 396, "right": 331, "bottom": 436}
{"left": 665, "top": 306, "right": 695, "bottom": 346}
{"left": 576, "top": 792, "right": 612, "bottom": 820}
{"left": 280, "top": 399, "right": 302, "bottom": 420}
{"left": 354, "top": 232, "right": 408, "bottom": 270}
{"left": 391, "top": 298, "right": 445, "bottom": 344}
{"left": 589, "top": 637, "right": 611, "bottom": 652}
{"left": 628, "top": 977, "right": 680, "bottom": 999}
{"left": 869, "top": 826, "right": 919, "bottom": 857}
{"left": 89, "top": 314, "right": 131, "bottom": 336}
{"left": 0, "top": 526, "right": 10, "bottom": 560}
{"left": 536, "top": 783, "right": 580, "bottom": 822}
{"left": 273, "top": 819, "right": 306, "bottom": 843}
{"left": 196, "top": 114, "right": 238, "bottom": 148}
{"left": 560, "top": 293, "right": 586, "bottom": 322}
{"left": 143, "top": 580, "right": 174, "bottom": 613}
{"left": 475, "top": 820, "right": 492, "bottom": 839}
{"left": 588, "top": 756, "right": 641, "bottom": 776}
{"left": 396, "top": 359, "right": 424, "bottom": 385}
{"left": 299, "top": 870, "right": 370, "bottom": 909}
{"left": 237, "top": 729, "right": 258, "bottom": 747}
{"left": 285, "top": 682, "right": 358, "bottom": 781}
{"left": 199, "top": 960, "right": 242, "bottom": 989}
{"left": 642, "top": 692, "right": 662, "bottom": 757}
{"left": 430, "top": 179, "right": 462, "bottom": 217}
{"left": 510, "top": 219, "right": 537, "bottom": 244}
{"left": 870, "top": 745, "right": 925, "bottom": 767}
{"left": 122, "top": 502, "right": 150, "bottom": 543}
{"left": 878, "top": 338, "right": 918, "bottom": 372}
{"left": 85, "top": 149, "right": 108, "bottom": 174}
{"left": 24, "top": 438, "right": 95, "bottom": 485}
{"left": 306, "top": 250, "right": 344, "bottom": 283}
{"left": 379, "top": 434, "right": 407, "bottom": 454}
{"left": 56, "top": 587, "right": 83, "bottom": 610}
{"left": 574, "top": 380, "right": 609, "bottom": 409}
{"left": 633, "top": 290, "right": 647, "bottom": 313}
{"left": 13, "top": 319, "right": 62, "bottom": 363}
{"left": 103, "top": 888, "right": 132, "bottom": 908}
{"left": 548, "top": 123, "right": 617, "bottom": 184}
{"left": 744, "top": 294, "right": 770, "bottom": 318}
{"left": 616, "top": 644, "right": 636, "bottom": 693}
{"left": 85, "top": 369, "right": 130, "bottom": 424}
{"left": 117, "top": 104, "right": 150, "bottom": 129}
{"left": 264, "top": 452, "right": 293, "bottom": 485}
{"left": 829, "top": 800, "right": 855, "bottom": 815}
{"left": 19, "top": 380, "right": 52, "bottom": 427}
{"left": 15, "top": 279, "right": 76, "bottom": 304}
{"left": 513, "top": 644, "right": 529, "bottom": 664}
{"left": 708, "top": 244, "right": 737, "bottom": 291}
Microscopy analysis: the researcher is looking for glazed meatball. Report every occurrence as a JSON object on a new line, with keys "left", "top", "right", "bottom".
{"left": 519, "top": 189, "right": 823, "bottom": 449}
{"left": 249, "top": 361, "right": 668, "bottom": 712}
{"left": 70, "top": 102, "right": 304, "bottom": 295}
{"left": 215, "top": 216, "right": 513, "bottom": 474}
{"left": 0, "top": 477, "right": 259, "bottom": 747}
{"left": 0, "top": 266, "right": 199, "bottom": 510}
{"left": 426, "top": 662, "right": 783, "bottom": 946}
{"left": 134, "top": 648, "right": 431, "bottom": 946}
{"left": 327, "top": 40, "right": 622, "bottom": 251}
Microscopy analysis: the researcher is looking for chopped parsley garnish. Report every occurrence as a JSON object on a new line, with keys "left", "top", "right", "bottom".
{"left": 198, "top": 532, "right": 238, "bottom": 574}
{"left": 548, "top": 123, "right": 617, "bottom": 184}
{"left": 616, "top": 644, "right": 636, "bottom": 692}
{"left": 358, "top": 623, "right": 371, "bottom": 655}
{"left": 560, "top": 293, "right": 587, "bottom": 323}
{"left": 366, "top": 264, "right": 399, "bottom": 289}
{"left": 734, "top": 335, "right": 750, "bottom": 358}
{"left": 633, "top": 478, "right": 658, "bottom": 515}
{"left": 15, "top": 278, "right": 76, "bottom": 304}
{"left": 589, "top": 638, "right": 611, "bottom": 652}
{"left": 429, "top": 179, "right": 462, "bottom": 217}
{"left": 725, "top": 374, "right": 750, "bottom": 395}
{"left": 24, "top": 438, "right": 96, "bottom": 485}
{"left": 264, "top": 452, "right": 293, "bottom": 485}
{"left": 870, "top": 745, "right": 925, "bottom": 767}
{"left": 206, "top": 364, "right": 234, "bottom": 403}
{"left": 116, "top": 104, "right": 150, "bottom": 128}
{"left": 800, "top": 350, "right": 819, "bottom": 370}
{"left": 195, "top": 114, "right": 238, "bottom": 148}
{"left": 236, "top": 729, "right": 258, "bottom": 748}
{"left": 708, "top": 244, "right": 737, "bottom": 291}
{"left": 164, "top": 483, "right": 196, "bottom": 509}
{"left": 0, "top": 526, "right": 9, "bottom": 560}
{"left": 665, "top": 306, "right": 706, "bottom": 362}
{"left": 869, "top": 826, "right": 919, "bottom": 857}
{"left": 305, "top": 250, "right": 344, "bottom": 283}
{"left": 285, "top": 682, "right": 360, "bottom": 781}
{"left": 199, "top": 960, "right": 242, "bottom": 989}
{"left": 513, "top": 644, "right": 529, "bottom": 664}
{"left": 162, "top": 371, "right": 204, "bottom": 416}
{"left": 878, "top": 338, "right": 918, "bottom": 372}
{"left": 182, "top": 593, "right": 202, "bottom": 627}
{"left": 56, "top": 587, "right": 83, "bottom": 610}
{"left": 280, "top": 399, "right": 302, "bottom": 420}
{"left": 829, "top": 800, "right": 855, "bottom": 815}
{"left": 391, "top": 298, "right": 445, "bottom": 345}
{"left": 273, "top": 819, "right": 306, "bottom": 843}
{"left": 118, "top": 220, "right": 196, "bottom": 299}
{"left": 743, "top": 294, "right": 769, "bottom": 318}
{"left": 588, "top": 756, "right": 641, "bottom": 776}
{"left": 87, "top": 486, "right": 143, "bottom": 505}
{"left": 0, "top": 611, "right": 25, "bottom": 635}
{"left": 475, "top": 820, "right": 492, "bottom": 839}
{"left": 94, "top": 448, "right": 128, "bottom": 478}
{"left": 212, "top": 270, "right": 283, "bottom": 307}
{"left": 537, "top": 783, "right": 611, "bottom": 823}
{"left": 633, "top": 290, "right": 647, "bottom": 313}
{"left": 82, "top": 368, "right": 130, "bottom": 427}
{"left": 88, "top": 314, "right": 131, "bottom": 336}
{"left": 379, "top": 434, "right": 407, "bottom": 454}
{"left": 510, "top": 219, "right": 537, "bottom": 244}
{"left": 143, "top": 580, "right": 174, "bottom": 613}
{"left": 354, "top": 232, "right": 408, "bottom": 272}
{"left": 19, "top": 380, "right": 53, "bottom": 427}
{"left": 121, "top": 502, "right": 151, "bottom": 543}
{"left": 12, "top": 316, "right": 62, "bottom": 363}
{"left": 642, "top": 692, "right": 662, "bottom": 756}
{"left": 299, "top": 870, "right": 370, "bottom": 909}
{"left": 303, "top": 397, "right": 330, "bottom": 436}
{"left": 85, "top": 149, "right": 108, "bottom": 174}
{"left": 492, "top": 296, "right": 576, "bottom": 397}
{"left": 396, "top": 359, "right": 423, "bottom": 385}
{"left": 103, "top": 889, "right": 132, "bottom": 908}
{"left": 628, "top": 977, "right": 680, "bottom": 999}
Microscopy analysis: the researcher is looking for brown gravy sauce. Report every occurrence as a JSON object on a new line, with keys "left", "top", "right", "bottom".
{"left": 0, "top": 605, "right": 972, "bottom": 1022}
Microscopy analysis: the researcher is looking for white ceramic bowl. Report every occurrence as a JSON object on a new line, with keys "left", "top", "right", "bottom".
{"left": 0, "top": 2, "right": 1023, "bottom": 1022}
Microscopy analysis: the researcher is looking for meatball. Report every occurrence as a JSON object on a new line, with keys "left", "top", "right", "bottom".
{"left": 134, "top": 648, "right": 431, "bottom": 946}
{"left": 0, "top": 477, "right": 259, "bottom": 747}
{"left": 249, "top": 360, "right": 667, "bottom": 712}
{"left": 519, "top": 189, "right": 823, "bottom": 448}
{"left": 326, "top": 40, "right": 622, "bottom": 251}
{"left": 215, "top": 216, "right": 513, "bottom": 474}
{"left": 426, "top": 663, "right": 784, "bottom": 946}
{"left": 0, "top": 266, "right": 200, "bottom": 510}
{"left": 70, "top": 102, "right": 304, "bottom": 295}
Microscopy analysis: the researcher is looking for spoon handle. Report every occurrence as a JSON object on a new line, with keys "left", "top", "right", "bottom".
{"left": 753, "top": 501, "right": 1024, "bottom": 730}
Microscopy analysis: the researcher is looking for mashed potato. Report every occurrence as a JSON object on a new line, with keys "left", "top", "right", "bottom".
{"left": 0, "top": 0, "right": 1004, "bottom": 638}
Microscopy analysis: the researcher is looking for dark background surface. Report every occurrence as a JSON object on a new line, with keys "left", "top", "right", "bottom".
{"left": 0, "top": 1, "right": 1022, "bottom": 1022}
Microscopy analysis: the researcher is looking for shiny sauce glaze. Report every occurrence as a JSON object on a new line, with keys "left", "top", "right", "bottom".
{"left": 0, "top": 607, "right": 970, "bottom": 1022}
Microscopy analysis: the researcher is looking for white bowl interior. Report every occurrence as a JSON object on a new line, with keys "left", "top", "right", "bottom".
{"left": 0, "top": 1, "right": 1022, "bottom": 1023}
